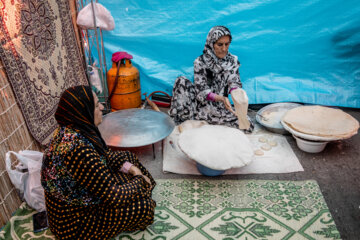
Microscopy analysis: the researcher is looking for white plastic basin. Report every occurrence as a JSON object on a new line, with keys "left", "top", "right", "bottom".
{"left": 293, "top": 135, "right": 328, "bottom": 153}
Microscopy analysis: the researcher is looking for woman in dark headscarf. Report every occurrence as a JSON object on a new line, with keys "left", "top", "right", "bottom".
{"left": 169, "top": 26, "right": 253, "bottom": 132}
{"left": 41, "top": 85, "right": 156, "bottom": 239}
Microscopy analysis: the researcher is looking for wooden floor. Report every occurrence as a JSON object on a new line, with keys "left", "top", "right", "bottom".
{"left": 125, "top": 106, "right": 360, "bottom": 240}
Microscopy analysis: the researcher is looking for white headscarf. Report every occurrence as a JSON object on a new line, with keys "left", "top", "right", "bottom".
{"left": 202, "top": 26, "right": 239, "bottom": 74}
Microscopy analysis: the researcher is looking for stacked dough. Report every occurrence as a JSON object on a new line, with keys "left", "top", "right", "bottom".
{"left": 282, "top": 105, "right": 359, "bottom": 139}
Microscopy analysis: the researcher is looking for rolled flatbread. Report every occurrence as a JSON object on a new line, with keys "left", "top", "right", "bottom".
{"left": 283, "top": 105, "right": 359, "bottom": 138}
{"left": 231, "top": 89, "right": 250, "bottom": 130}
{"left": 178, "top": 125, "right": 254, "bottom": 170}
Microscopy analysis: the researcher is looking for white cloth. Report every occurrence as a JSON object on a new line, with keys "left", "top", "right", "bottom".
{"left": 163, "top": 124, "right": 304, "bottom": 175}
{"left": 77, "top": 3, "right": 115, "bottom": 30}
{"left": 178, "top": 125, "right": 254, "bottom": 170}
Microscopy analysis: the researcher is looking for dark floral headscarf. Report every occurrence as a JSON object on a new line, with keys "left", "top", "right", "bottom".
{"left": 202, "top": 26, "right": 240, "bottom": 74}
{"left": 55, "top": 85, "right": 107, "bottom": 156}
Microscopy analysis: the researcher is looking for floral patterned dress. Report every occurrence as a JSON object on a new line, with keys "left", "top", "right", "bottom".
{"left": 169, "top": 26, "right": 251, "bottom": 130}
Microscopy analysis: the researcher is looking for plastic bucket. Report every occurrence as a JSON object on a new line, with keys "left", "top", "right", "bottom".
{"left": 196, "top": 163, "right": 226, "bottom": 176}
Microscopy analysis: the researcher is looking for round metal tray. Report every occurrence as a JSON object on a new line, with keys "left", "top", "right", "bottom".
{"left": 98, "top": 108, "right": 175, "bottom": 147}
{"left": 256, "top": 102, "right": 302, "bottom": 134}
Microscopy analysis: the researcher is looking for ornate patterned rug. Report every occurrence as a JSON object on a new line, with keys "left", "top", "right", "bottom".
{"left": 0, "top": 179, "right": 341, "bottom": 239}
{"left": 0, "top": 0, "right": 88, "bottom": 144}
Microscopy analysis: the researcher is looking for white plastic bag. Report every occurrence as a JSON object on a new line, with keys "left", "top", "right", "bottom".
{"left": 76, "top": 3, "right": 115, "bottom": 30}
{"left": 5, "top": 150, "right": 46, "bottom": 212}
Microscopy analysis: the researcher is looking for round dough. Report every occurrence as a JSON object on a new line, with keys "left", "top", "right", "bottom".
{"left": 178, "top": 120, "right": 208, "bottom": 133}
{"left": 261, "top": 144, "right": 272, "bottom": 151}
{"left": 283, "top": 106, "right": 359, "bottom": 138}
{"left": 178, "top": 125, "right": 254, "bottom": 170}
{"left": 254, "top": 149, "right": 264, "bottom": 156}
{"left": 261, "top": 111, "right": 284, "bottom": 128}
{"left": 268, "top": 140, "right": 278, "bottom": 147}
{"left": 258, "top": 137, "right": 268, "bottom": 143}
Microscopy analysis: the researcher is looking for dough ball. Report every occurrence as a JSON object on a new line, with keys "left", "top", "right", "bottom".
{"left": 258, "top": 137, "right": 268, "bottom": 143}
{"left": 178, "top": 120, "right": 208, "bottom": 133}
{"left": 261, "top": 144, "right": 272, "bottom": 151}
{"left": 268, "top": 140, "right": 278, "bottom": 147}
{"left": 254, "top": 149, "right": 264, "bottom": 156}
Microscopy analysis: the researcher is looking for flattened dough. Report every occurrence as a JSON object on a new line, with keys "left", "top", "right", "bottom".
{"left": 261, "top": 144, "right": 272, "bottom": 151}
{"left": 268, "top": 140, "right": 278, "bottom": 147}
{"left": 258, "top": 137, "right": 268, "bottom": 143}
{"left": 254, "top": 149, "right": 264, "bottom": 156}
{"left": 283, "top": 106, "right": 359, "bottom": 138}
{"left": 178, "top": 125, "right": 254, "bottom": 170}
{"left": 178, "top": 120, "right": 208, "bottom": 133}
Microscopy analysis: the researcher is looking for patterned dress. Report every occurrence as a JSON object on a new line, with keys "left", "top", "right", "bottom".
{"left": 169, "top": 26, "right": 252, "bottom": 130}
{"left": 41, "top": 85, "right": 156, "bottom": 239}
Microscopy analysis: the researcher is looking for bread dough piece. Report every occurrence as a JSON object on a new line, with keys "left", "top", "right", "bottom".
{"left": 261, "top": 144, "right": 272, "bottom": 151}
{"left": 178, "top": 120, "right": 208, "bottom": 133}
{"left": 283, "top": 106, "right": 359, "bottom": 138}
{"left": 254, "top": 149, "right": 264, "bottom": 156}
{"left": 231, "top": 89, "right": 250, "bottom": 130}
{"left": 268, "top": 140, "right": 278, "bottom": 147}
{"left": 258, "top": 137, "right": 268, "bottom": 143}
{"left": 261, "top": 111, "right": 284, "bottom": 129}
{"left": 178, "top": 125, "right": 254, "bottom": 170}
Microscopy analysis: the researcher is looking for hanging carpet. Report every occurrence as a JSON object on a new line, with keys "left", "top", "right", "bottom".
{"left": 0, "top": 179, "right": 340, "bottom": 240}
{"left": 0, "top": 0, "right": 88, "bottom": 145}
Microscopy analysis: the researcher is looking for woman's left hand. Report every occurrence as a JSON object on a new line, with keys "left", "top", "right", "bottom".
{"left": 129, "top": 165, "right": 152, "bottom": 188}
{"left": 141, "top": 175, "right": 152, "bottom": 187}
{"left": 129, "top": 165, "right": 142, "bottom": 176}
{"left": 215, "top": 95, "right": 236, "bottom": 115}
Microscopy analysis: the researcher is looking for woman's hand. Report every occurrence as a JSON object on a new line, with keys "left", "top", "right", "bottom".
{"left": 215, "top": 95, "right": 236, "bottom": 115}
{"left": 141, "top": 175, "right": 152, "bottom": 186}
{"left": 128, "top": 165, "right": 142, "bottom": 176}
{"left": 128, "top": 165, "right": 152, "bottom": 187}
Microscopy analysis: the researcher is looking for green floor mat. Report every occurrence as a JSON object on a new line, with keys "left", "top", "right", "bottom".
{"left": 0, "top": 179, "right": 341, "bottom": 240}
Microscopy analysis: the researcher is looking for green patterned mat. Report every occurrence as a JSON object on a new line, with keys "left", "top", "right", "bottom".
{"left": 0, "top": 179, "right": 341, "bottom": 240}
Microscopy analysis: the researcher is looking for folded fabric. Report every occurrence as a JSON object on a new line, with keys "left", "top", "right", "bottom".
{"left": 111, "top": 52, "right": 133, "bottom": 63}
{"left": 77, "top": 3, "right": 115, "bottom": 30}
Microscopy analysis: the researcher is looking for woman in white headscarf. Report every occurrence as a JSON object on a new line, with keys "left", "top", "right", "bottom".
{"left": 169, "top": 26, "right": 253, "bottom": 132}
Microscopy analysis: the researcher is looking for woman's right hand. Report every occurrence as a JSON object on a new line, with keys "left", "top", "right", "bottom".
{"left": 214, "top": 95, "right": 236, "bottom": 115}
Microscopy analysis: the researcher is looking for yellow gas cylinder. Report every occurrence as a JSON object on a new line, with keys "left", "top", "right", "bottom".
{"left": 107, "top": 53, "right": 141, "bottom": 111}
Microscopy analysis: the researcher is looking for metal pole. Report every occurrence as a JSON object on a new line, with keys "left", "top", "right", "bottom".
{"left": 99, "top": 30, "right": 108, "bottom": 103}
{"left": 90, "top": 0, "right": 107, "bottom": 106}
{"left": 77, "top": 0, "right": 109, "bottom": 111}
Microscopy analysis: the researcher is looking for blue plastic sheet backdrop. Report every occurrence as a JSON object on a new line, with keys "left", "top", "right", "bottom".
{"left": 99, "top": 0, "right": 360, "bottom": 108}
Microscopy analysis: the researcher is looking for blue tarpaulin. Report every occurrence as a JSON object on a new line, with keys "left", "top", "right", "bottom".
{"left": 98, "top": 0, "right": 360, "bottom": 108}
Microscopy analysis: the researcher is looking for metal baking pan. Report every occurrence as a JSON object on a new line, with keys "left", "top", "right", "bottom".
{"left": 98, "top": 108, "right": 175, "bottom": 147}
{"left": 256, "top": 102, "right": 302, "bottom": 134}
